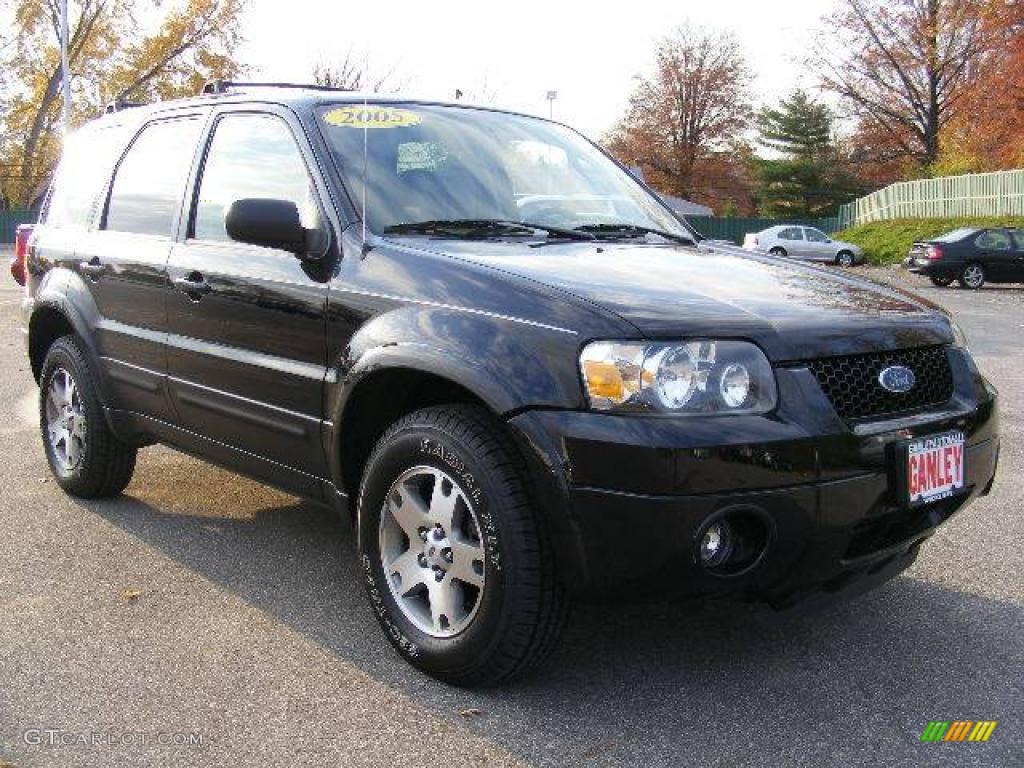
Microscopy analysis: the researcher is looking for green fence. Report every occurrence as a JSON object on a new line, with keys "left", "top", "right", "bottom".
{"left": 0, "top": 209, "right": 847, "bottom": 246}
{"left": 0, "top": 209, "right": 37, "bottom": 244}
{"left": 838, "top": 169, "right": 1024, "bottom": 227}
{"left": 685, "top": 215, "right": 841, "bottom": 244}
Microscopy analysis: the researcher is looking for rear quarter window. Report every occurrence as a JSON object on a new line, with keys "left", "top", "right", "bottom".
{"left": 43, "top": 123, "right": 133, "bottom": 230}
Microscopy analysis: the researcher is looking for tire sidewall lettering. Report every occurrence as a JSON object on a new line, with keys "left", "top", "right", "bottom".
{"left": 360, "top": 553, "right": 419, "bottom": 658}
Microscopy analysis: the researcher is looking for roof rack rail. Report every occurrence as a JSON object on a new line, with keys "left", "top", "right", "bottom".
{"left": 104, "top": 100, "right": 148, "bottom": 114}
{"left": 201, "top": 80, "right": 352, "bottom": 95}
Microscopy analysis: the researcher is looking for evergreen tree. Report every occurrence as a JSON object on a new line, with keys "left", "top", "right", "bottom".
{"left": 758, "top": 91, "right": 832, "bottom": 157}
{"left": 754, "top": 90, "right": 855, "bottom": 217}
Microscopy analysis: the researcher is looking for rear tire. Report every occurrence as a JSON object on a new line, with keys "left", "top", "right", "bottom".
{"left": 958, "top": 262, "right": 986, "bottom": 290}
{"left": 768, "top": 247, "right": 787, "bottom": 257}
{"left": 929, "top": 275, "right": 955, "bottom": 287}
{"left": 357, "top": 404, "right": 568, "bottom": 686}
{"left": 39, "top": 335, "right": 137, "bottom": 498}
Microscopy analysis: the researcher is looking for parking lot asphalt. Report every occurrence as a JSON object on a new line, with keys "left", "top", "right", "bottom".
{"left": 0, "top": 268, "right": 1021, "bottom": 768}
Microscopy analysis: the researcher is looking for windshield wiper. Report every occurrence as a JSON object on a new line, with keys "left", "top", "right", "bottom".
{"left": 383, "top": 219, "right": 596, "bottom": 241}
{"left": 574, "top": 223, "right": 694, "bottom": 245}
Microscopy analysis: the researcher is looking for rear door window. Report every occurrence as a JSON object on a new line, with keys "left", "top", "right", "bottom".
{"left": 105, "top": 118, "right": 203, "bottom": 237}
{"left": 975, "top": 230, "right": 1013, "bottom": 250}
{"left": 779, "top": 228, "right": 803, "bottom": 240}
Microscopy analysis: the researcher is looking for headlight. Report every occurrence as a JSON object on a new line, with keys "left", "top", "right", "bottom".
{"left": 580, "top": 340, "right": 777, "bottom": 414}
{"left": 951, "top": 320, "right": 969, "bottom": 351}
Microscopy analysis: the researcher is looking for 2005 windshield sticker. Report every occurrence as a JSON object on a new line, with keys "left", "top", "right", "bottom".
{"left": 323, "top": 106, "right": 422, "bottom": 128}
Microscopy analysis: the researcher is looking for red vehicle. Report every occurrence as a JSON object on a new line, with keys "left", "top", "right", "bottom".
{"left": 11, "top": 223, "right": 34, "bottom": 286}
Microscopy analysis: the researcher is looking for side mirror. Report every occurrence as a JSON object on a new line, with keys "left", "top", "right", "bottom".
{"left": 225, "top": 198, "right": 307, "bottom": 254}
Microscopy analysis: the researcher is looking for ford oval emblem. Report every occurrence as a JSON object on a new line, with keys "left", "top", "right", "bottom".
{"left": 879, "top": 365, "right": 916, "bottom": 393}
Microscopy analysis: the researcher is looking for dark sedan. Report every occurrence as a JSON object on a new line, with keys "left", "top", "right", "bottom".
{"left": 905, "top": 226, "right": 1024, "bottom": 289}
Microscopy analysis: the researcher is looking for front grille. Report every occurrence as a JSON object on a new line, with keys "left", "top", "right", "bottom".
{"left": 805, "top": 345, "right": 954, "bottom": 421}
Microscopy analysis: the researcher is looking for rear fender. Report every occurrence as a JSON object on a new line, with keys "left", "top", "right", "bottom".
{"left": 29, "top": 267, "right": 119, "bottom": 425}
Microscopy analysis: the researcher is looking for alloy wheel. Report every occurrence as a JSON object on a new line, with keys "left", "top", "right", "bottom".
{"left": 45, "top": 367, "right": 87, "bottom": 472}
{"left": 378, "top": 465, "right": 487, "bottom": 637}
{"left": 962, "top": 264, "right": 984, "bottom": 289}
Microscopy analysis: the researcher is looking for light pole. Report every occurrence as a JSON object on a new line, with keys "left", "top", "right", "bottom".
{"left": 60, "top": 0, "right": 71, "bottom": 133}
{"left": 545, "top": 90, "right": 557, "bottom": 120}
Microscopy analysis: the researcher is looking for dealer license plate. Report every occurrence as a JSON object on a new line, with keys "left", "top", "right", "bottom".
{"left": 905, "top": 431, "right": 966, "bottom": 506}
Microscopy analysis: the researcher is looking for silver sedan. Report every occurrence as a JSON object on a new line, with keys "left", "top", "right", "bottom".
{"left": 743, "top": 225, "right": 864, "bottom": 267}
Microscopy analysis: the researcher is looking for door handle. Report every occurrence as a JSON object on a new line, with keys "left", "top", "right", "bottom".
{"left": 173, "top": 273, "right": 213, "bottom": 299}
{"left": 79, "top": 258, "right": 104, "bottom": 279}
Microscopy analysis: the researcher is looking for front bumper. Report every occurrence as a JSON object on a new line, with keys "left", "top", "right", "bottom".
{"left": 508, "top": 348, "right": 999, "bottom": 605}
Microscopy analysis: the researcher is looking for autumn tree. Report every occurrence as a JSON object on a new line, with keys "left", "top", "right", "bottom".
{"left": 754, "top": 90, "right": 858, "bottom": 216}
{"left": 843, "top": 118, "right": 919, "bottom": 187}
{"left": 815, "top": 0, "right": 994, "bottom": 170}
{"left": 938, "top": 0, "right": 1024, "bottom": 170}
{"left": 0, "top": 0, "right": 246, "bottom": 207}
{"left": 604, "top": 24, "right": 752, "bottom": 210}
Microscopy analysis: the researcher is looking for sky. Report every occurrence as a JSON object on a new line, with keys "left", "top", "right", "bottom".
{"left": 240, "top": 0, "right": 840, "bottom": 142}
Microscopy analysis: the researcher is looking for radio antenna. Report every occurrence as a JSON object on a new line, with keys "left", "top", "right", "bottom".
{"left": 361, "top": 48, "right": 369, "bottom": 251}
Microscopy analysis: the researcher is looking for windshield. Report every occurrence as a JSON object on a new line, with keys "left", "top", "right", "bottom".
{"left": 317, "top": 103, "right": 690, "bottom": 239}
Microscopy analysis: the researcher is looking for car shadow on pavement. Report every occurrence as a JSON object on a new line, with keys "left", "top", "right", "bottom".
{"left": 82, "top": 464, "right": 1023, "bottom": 768}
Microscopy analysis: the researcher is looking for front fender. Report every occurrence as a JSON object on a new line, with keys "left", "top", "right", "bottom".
{"left": 328, "top": 304, "right": 586, "bottom": 425}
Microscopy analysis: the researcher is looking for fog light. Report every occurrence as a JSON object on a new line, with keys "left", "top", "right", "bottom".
{"left": 699, "top": 521, "right": 734, "bottom": 567}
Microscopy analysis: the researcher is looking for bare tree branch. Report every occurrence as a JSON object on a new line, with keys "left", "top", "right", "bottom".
{"left": 813, "top": 0, "right": 995, "bottom": 168}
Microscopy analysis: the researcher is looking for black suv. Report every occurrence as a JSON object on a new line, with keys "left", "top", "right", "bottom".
{"left": 21, "top": 84, "right": 999, "bottom": 686}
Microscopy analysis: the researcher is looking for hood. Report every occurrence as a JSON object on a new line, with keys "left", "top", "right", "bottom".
{"left": 390, "top": 237, "right": 952, "bottom": 361}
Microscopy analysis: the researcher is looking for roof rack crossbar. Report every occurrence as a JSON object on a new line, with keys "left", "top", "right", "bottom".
{"left": 201, "top": 80, "right": 354, "bottom": 95}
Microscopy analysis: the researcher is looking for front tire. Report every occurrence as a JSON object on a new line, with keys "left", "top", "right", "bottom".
{"left": 39, "top": 335, "right": 137, "bottom": 497}
{"left": 836, "top": 251, "right": 855, "bottom": 267}
{"left": 357, "top": 405, "right": 568, "bottom": 686}
{"left": 958, "top": 262, "right": 986, "bottom": 289}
